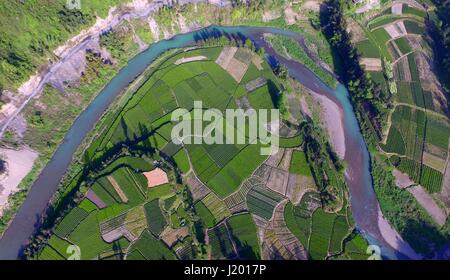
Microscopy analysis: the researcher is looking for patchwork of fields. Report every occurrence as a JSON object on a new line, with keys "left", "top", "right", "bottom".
{"left": 284, "top": 192, "right": 354, "bottom": 259}
{"left": 349, "top": 0, "right": 450, "bottom": 256}
{"left": 38, "top": 44, "right": 344, "bottom": 260}
{"left": 30, "top": 10, "right": 396, "bottom": 259}
{"left": 352, "top": 2, "right": 449, "bottom": 215}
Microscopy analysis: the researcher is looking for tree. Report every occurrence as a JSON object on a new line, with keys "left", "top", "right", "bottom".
{"left": 244, "top": 38, "right": 254, "bottom": 50}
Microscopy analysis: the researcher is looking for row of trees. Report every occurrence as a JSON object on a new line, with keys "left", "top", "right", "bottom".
{"left": 301, "top": 121, "right": 346, "bottom": 210}
{"left": 320, "top": 0, "right": 388, "bottom": 142}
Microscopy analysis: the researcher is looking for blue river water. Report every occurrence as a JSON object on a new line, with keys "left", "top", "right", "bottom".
{"left": 0, "top": 25, "right": 403, "bottom": 259}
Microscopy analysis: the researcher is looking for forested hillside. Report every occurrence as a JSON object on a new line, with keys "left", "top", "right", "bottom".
{"left": 0, "top": 0, "right": 121, "bottom": 92}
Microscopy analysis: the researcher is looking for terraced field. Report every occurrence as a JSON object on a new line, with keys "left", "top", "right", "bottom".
{"left": 384, "top": 104, "right": 447, "bottom": 193}
{"left": 353, "top": 1, "right": 450, "bottom": 258}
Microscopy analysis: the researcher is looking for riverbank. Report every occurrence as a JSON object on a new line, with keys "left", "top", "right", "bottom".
{"left": 312, "top": 93, "right": 346, "bottom": 159}
{"left": 0, "top": 148, "right": 38, "bottom": 216}
{"left": 312, "top": 90, "right": 420, "bottom": 259}
{"left": 377, "top": 207, "right": 422, "bottom": 260}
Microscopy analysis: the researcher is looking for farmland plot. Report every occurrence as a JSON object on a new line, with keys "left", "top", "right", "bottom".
{"left": 92, "top": 177, "right": 122, "bottom": 204}
{"left": 404, "top": 20, "right": 425, "bottom": 35}
{"left": 289, "top": 150, "right": 313, "bottom": 176}
{"left": 284, "top": 192, "right": 321, "bottom": 247}
{"left": 227, "top": 213, "right": 261, "bottom": 259}
{"left": 38, "top": 246, "right": 65, "bottom": 260}
{"left": 223, "top": 176, "right": 263, "bottom": 213}
{"left": 201, "top": 192, "right": 231, "bottom": 223}
{"left": 46, "top": 235, "right": 74, "bottom": 259}
{"left": 262, "top": 202, "right": 308, "bottom": 260}
{"left": 127, "top": 230, "right": 176, "bottom": 260}
{"left": 394, "top": 56, "right": 412, "bottom": 81}
{"left": 247, "top": 184, "right": 285, "bottom": 220}
{"left": 208, "top": 223, "right": 237, "bottom": 259}
{"left": 425, "top": 116, "right": 450, "bottom": 155}
{"left": 382, "top": 126, "right": 406, "bottom": 155}
{"left": 54, "top": 207, "right": 89, "bottom": 238}
{"left": 308, "top": 209, "right": 337, "bottom": 260}
{"left": 68, "top": 211, "right": 113, "bottom": 260}
{"left": 195, "top": 201, "right": 217, "bottom": 228}
{"left": 186, "top": 173, "right": 210, "bottom": 202}
{"left": 390, "top": 105, "right": 425, "bottom": 160}
{"left": 144, "top": 199, "right": 167, "bottom": 236}
{"left": 109, "top": 168, "right": 146, "bottom": 206}
{"left": 396, "top": 81, "right": 414, "bottom": 105}
{"left": 394, "top": 37, "right": 412, "bottom": 55}
{"left": 387, "top": 41, "right": 402, "bottom": 60}
{"left": 208, "top": 143, "right": 267, "bottom": 198}
{"left": 356, "top": 40, "right": 380, "bottom": 58}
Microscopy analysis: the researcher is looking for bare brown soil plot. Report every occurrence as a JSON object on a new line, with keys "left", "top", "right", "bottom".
{"left": 252, "top": 55, "right": 264, "bottom": 70}
{"left": 174, "top": 55, "right": 207, "bottom": 65}
{"left": 422, "top": 152, "right": 446, "bottom": 172}
{"left": 391, "top": 3, "right": 402, "bottom": 15}
{"left": 186, "top": 173, "right": 210, "bottom": 202}
{"left": 216, "top": 47, "right": 237, "bottom": 68}
{"left": 286, "top": 174, "right": 315, "bottom": 205}
{"left": 278, "top": 148, "right": 293, "bottom": 171}
{"left": 266, "top": 167, "right": 289, "bottom": 196}
{"left": 416, "top": 52, "right": 448, "bottom": 104}
{"left": 160, "top": 226, "right": 189, "bottom": 248}
{"left": 265, "top": 148, "right": 285, "bottom": 167}
{"left": 302, "top": 0, "right": 320, "bottom": 12}
{"left": 253, "top": 163, "right": 272, "bottom": 182}
{"left": 215, "top": 47, "right": 249, "bottom": 82}
{"left": 284, "top": 5, "right": 301, "bottom": 25}
{"left": 347, "top": 19, "right": 367, "bottom": 43}
{"left": 227, "top": 58, "right": 248, "bottom": 82}
{"left": 107, "top": 176, "right": 129, "bottom": 203}
{"left": 143, "top": 168, "right": 169, "bottom": 188}
{"left": 252, "top": 214, "right": 269, "bottom": 244}
{"left": 85, "top": 189, "right": 106, "bottom": 209}
{"left": 392, "top": 168, "right": 415, "bottom": 188}
{"left": 384, "top": 21, "right": 407, "bottom": 39}
{"left": 359, "top": 58, "right": 382, "bottom": 71}
{"left": 394, "top": 56, "right": 412, "bottom": 81}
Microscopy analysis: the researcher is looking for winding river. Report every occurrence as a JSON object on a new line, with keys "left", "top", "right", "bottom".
{"left": 0, "top": 26, "right": 405, "bottom": 259}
